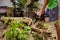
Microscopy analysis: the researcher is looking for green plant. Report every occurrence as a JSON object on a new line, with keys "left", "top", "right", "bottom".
{"left": 10, "top": 0, "right": 40, "bottom": 17}
{"left": 4, "top": 19, "right": 31, "bottom": 40}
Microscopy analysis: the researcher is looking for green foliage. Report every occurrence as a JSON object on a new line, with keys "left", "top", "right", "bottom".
{"left": 10, "top": 0, "right": 40, "bottom": 11}
{"left": 19, "top": 0, "right": 27, "bottom": 6}
{"left": 3, "top": 18, "right": 44, "bottom": 40}
{"left": 4, "top": 19, "right": 31, "bottom": 40}
{"left": 34, "top": 2, "right": 40, "bottom": 8}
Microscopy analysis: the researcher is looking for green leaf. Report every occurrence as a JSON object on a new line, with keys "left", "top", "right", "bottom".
{"left": 4, "top": 18, "right": 31, "bottom": 40}
{"left": 34, "top": 2, "right": 40, "bottom": 8}
{"left": 19, "top": 0, "right": 27, "bottom": 6}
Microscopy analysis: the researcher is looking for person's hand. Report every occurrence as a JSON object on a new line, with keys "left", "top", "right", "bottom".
{"left": 36, "top": 9, "right": 44, "bottom": 18}
{"left": 36, "top": 12, "right": 42, "bottom": 19}
{"left": 36, "top": 11, "right": 42, "bottom": 18}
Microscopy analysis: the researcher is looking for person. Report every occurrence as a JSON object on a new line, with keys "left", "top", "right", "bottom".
{"left": 54, "top": 22, "right": 60, "bottom": 40}
{"left": 37, "top": 0, "right": 58, "bottom": 22}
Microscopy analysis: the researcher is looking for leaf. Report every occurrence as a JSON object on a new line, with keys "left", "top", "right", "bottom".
{"left": 4, "top": 18, "right": 31, "bottom": 40}
{"left": 19, "top": 22, "right": 26, "bottom": 27}
{"left": 34, "top": 2, "right": 40, "bottom": 8}
{"left": 24, "top": 26, "right": 31, "bottom": 33}
{"left": 19, "top": 0, "right": 27, "bottom": 6}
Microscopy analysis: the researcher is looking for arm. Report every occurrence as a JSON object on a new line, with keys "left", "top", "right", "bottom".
{"left": 40, "top": 0, "right": 48, "bottom": 14}
{"left": 37, "top": 0, "right": 48, "bottom": 17}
